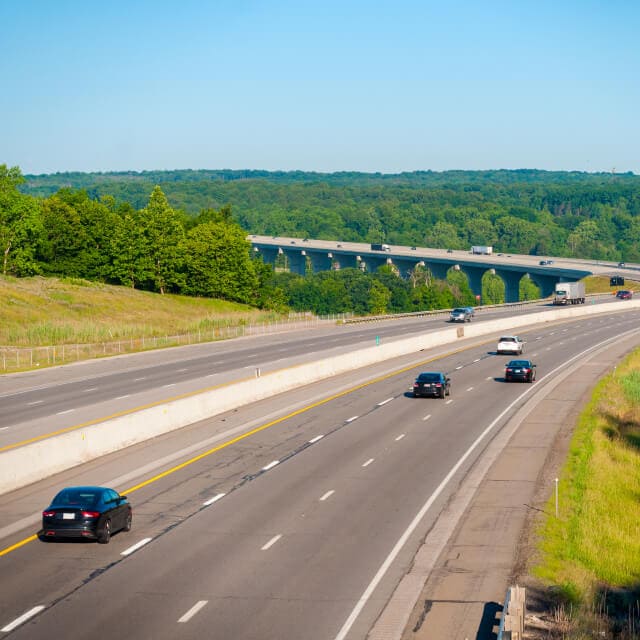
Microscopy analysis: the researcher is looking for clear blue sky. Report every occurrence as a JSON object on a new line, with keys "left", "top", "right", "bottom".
{"left": 1, "top": 0, "right": 638, "bottom": 175}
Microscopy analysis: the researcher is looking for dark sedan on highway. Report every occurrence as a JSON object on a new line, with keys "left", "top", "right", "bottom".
{"left": 39, "top": 486, "right": 132, "bottom": 544}
{"left": 616, "top": 290, "right": 633, "bottom": 300}
{"left": 413, "top": 372, "right": 451, "bottom": 398}
{"left": 504, "top": 360, "right": 536, "bottom": 383}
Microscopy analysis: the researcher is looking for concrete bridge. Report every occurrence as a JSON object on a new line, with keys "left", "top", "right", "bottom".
{"left": 249, "top": 236, "right": 620, "bottom": 303}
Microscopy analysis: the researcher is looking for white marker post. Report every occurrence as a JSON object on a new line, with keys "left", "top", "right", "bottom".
{"left": 555, "top": 478, "right": 559, "bottom": 517}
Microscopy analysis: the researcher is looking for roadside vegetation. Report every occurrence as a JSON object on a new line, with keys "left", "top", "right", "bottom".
{"left": 533, "top": 348, "right": 640, "bottom": 636}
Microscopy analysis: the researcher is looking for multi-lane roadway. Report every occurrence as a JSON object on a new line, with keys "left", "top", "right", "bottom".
{"left": 1, "top": 302, "right": 640, "bottom": 638}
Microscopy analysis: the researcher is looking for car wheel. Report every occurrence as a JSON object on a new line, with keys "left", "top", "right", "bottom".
{"left": 98, "top": 519, "right": 111, "bottom": 544}
{"left": 123, "top": 511, "right": 132, "bottom": 532}
{"left": 446, "top": 386, "right": 450, "bottom": 396}
{"left": 440, "top": 389, "right": 446, "bottom": 399}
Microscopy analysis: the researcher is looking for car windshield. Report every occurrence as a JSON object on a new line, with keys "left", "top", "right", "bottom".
{"left": 417, "top": 373, "right": 441, "bottom": 382}
{"left": 507, "top": 361, "right": 530, "bottom": 367}
{"left": 53, "top": 488, "right": 100, "bottom": 508}
{"left": 452, "top": 308, "right": 466, "bottom": 313}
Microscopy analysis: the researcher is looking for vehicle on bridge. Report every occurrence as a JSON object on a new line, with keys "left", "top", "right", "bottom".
{"left": 553, "top": 281, "right": 586, "bottom": 305}
{"left": 471, "top": 245, "right": 493, "bottom": 255}
{"left": 370, "top": 243, "right": 390, "bottom": 251}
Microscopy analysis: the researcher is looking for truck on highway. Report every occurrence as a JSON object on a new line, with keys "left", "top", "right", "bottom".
{"left": 471, "top": 245, "right": 493, "bottom": 255}
{"left": 553, "top": 281, "right": 586, "bottom": 305}
{"left": 370, "top": 243, "right": 390, "bottom": 252}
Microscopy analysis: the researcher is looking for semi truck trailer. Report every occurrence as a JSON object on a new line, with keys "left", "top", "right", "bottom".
{"left": 553, "top": 281, "right": 586, "bottom": 305}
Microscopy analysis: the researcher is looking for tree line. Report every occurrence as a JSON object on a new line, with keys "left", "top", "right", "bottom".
{"left": 22, "top": 168, "right": 640, "bottom": 263}
{"left": 5, "top": 164, "right": 639, "bottom": 316}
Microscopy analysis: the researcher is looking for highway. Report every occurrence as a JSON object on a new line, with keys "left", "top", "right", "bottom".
{"left": 2, "top": 307, "right": 640, "bottom": 638}
{"left": 0, "top": 295, "right": 623, "bottom": 448}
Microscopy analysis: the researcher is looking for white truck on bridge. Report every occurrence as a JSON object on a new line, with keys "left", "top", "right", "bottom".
{"left": 553, "top": 281, "right": 586, "bottom": 305}
{"left": 471, "top": 245, "right": 493, "bottom": 255}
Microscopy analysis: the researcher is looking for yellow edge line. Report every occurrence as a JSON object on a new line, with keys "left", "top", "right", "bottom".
{"left": 0, "top": 341, "right": 485, "bottom": 558}
{"left": 0, "top": 534, "right": 38, "bottom": 558}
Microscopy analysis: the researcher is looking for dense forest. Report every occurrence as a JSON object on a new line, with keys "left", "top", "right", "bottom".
{"left": 22, "top": 168, "right": 640, "bottom": 262}
{"left": 2, "top": 165, "right": 638, "bottom": 317}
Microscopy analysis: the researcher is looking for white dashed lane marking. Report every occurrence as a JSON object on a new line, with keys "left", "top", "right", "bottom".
{"left": 362, "top": 458, "right": 375, "bottom": 467}
{"left": 446, "top": 399, "right": 453, "bottom": 405}
{"left": 82, "top": 387, "right": 98, "bottom": 392}
{"left": 203, "top": 493, "right": 226, "bottom": 506}
{"left": 56, "top": 409, "right": 75, "bottom": 415}
{"left": 178, "top": 600, "right": 208, "bottom": 623}
{"left": 309, "top": 435, "right": 324, "bottom": 444}
{"left": 121, "top": 538, "right": 152, "bottom": 556}
{"left": 395, "top": 434, "right": 406, "bottom": 441}
{"left": 377, "top": 398, "right": 394, "bottom": 406}
{"left": 466, "top": 387, "right": 474, "bottom": 392}
{"left": 422, "top": 414, "right": 431, "bottom": 421}
{"left": 345, "top": 416, "right": 359, "bottom": 423}
{"left": 27, "top": 400, "right": 44, "bottom": 405}
{"left": 115, "top": 394, "right": 130, "bottom": 400}
{"left": 320, "top": 490, "right": 335, "bottom": 501}
{"left": 262, "top": 460, "right": 279, "bottom": 471}
{"left": 261, "top": 534, "right": 282, "bottom": 550}
{"left": 1, "top": 606, "right": 46, "bottom": 633}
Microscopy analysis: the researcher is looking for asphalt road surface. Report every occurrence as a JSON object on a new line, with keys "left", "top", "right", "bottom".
{"left": 2, "top": 308, "right": 640, "bottom": 638}
{"left": 0, "top": 295, "right": 622, "bottom": 448}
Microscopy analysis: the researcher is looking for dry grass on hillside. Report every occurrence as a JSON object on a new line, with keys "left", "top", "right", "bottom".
{"left": 0, "top": 276, "right": 277, "bottom": 346}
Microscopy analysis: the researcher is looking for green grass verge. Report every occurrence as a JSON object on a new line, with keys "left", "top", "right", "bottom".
{"left": 533, "top": 349, "right": 640, "bottom": 610}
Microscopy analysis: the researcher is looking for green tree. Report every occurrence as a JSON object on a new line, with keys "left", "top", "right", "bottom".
{"left": 0, "top": 165, "right": 43, "bottom": 275}
{"left": 109, "top": 210, "right": 153, "bottom": 288}
{"left": 139, "top": 186, "right": 186, "bottom": 294}
{"left": 182, "top": 221, "right": 259, "bottom": 303}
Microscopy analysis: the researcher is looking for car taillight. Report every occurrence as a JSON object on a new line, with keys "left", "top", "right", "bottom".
{"left": 81, "top": 511, "right": 100, "bottom": 518}
{"left": 42, "top": 510, "right": 55, "bottom": 517}
{"left": 413, "top": 382, "right": 418, "bottom": 387}
{"left": 435, "top": 383, "right": 442, "bottom": 387}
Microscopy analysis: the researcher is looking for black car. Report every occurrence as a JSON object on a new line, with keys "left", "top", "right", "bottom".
{"left": 40, "top": 486, "right": 132, "bottom": 544}
{"left": 413, "top": 372, "right": 451, "bottom": 398}
{"left": 504, "top": 360, "right": 536, "bottom": 383}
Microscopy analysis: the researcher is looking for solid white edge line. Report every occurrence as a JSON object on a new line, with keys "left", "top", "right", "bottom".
{"left": 309, "top": 435, "right": 324, "bottom": 444}
{"left": 362, "top": 458, "right": 374, "bottom": 467}
{"left": 395, "top": 434, "right": 406, "bottom": 441}
{"left": 333, "top": 329, "right": 640, "bottom": 640}
{"left": 120, "top": 537, "right": 152, "bottom": 556}
{"left": 262, "top": 460, "right": 279, "bottom": 471}
{"left": 203, "top": 493, "right": 226, "bottom": 506}
{"left": 178, "top": 600, "right": 208, "bottom": 623}
{"left": 345, "top": 416, "right": 359, "bottom": 423}
{"left": 261, "top": 534, "right": 282, "bottom": 550}
{"left": 320, "top": 490, "right": 335, "bottom": 501}
{"left": 377, "top": 397, "right": 394, "bottom": 406}
{"left": 1, "top": 606, "right": 46, "bottom": 632}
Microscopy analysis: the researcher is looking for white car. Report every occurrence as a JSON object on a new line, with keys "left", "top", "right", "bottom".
{"left": 497, "top": 336, "right": 524, "bottom": 355}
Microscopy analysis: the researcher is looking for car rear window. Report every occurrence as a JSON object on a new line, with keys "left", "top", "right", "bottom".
{"left": 508, "top": 361, "right": 529, "bottom": 367}
{"left": 418, "top": 373, "right": 441, "bottom": 382}
{"left": 500, "top": 337, "right": 516, "bottom": 342}
{"left": 54, "top": 489, "right": 99, "bottom": 507}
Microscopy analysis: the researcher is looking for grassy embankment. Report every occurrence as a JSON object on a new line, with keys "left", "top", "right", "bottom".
{"left": 533, "top": 348, "right": 640, "bottom": 632}
{"left": 0, "top": 276, "right": 288, "bottom": 370}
